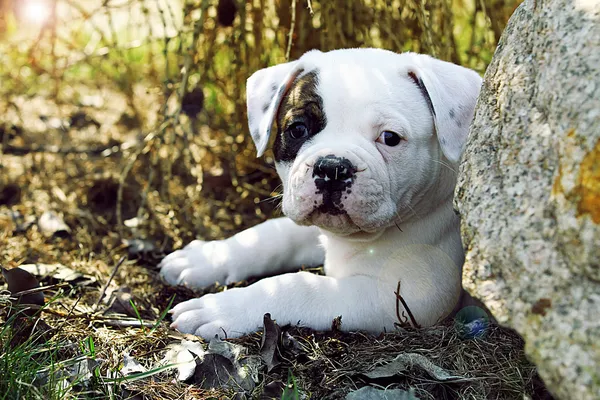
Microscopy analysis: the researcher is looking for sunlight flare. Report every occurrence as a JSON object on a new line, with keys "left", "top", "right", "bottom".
{"left": 21, "top": 0, "right": 52, "bottom": 25}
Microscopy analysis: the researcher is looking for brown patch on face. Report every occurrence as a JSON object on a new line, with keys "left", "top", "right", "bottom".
{"left": 273, "top": 70, "right": 326, "bottom": 162}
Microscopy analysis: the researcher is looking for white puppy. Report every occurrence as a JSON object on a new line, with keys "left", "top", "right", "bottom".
{"left": 160, "top": 48, "right": 482, "bottom": 339}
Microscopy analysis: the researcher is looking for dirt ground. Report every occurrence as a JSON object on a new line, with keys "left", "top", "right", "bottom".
{"left": 0, "top": 86, "right": 555, "bottom": 400}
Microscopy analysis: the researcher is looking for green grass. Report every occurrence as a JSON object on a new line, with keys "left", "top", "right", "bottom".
{"left": 0, "top": 309, "right": 109, "bottom": 400}
{"left": 281, "top": 369, "right": 301, "bottom": 400}
{"left": 0, "top": 313, "right": 60, "bottom": 399}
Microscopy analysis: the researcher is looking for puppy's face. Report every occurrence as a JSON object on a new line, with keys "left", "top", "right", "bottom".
{"left": 274, "top": 67, "right": 440, "bottom": 235}
{"left": 246, "top": 49, "right": 482, "bottom": 236}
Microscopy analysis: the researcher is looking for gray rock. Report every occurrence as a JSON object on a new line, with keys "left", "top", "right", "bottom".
{"left": 455, "top": 0, "right": 600, "bottom": 399}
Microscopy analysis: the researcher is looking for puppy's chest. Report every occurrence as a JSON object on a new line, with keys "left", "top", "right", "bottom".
{"left": 321, "top": 237, "right": 388, "bottom": 278}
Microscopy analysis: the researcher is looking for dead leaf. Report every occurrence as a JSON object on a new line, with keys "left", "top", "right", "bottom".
{"left": 194, "top": 353, "right": 238, "bottom": 389}
{"left": 20, "top": 263, "right": 80, "bottom": 282}
{"left": 260, "top": 313, "right": 281, "bottom": 372}
{"left": 195, "top": 351, "right": 260, "bottom": 393}
{"left": 262, "top": 380, "right": 286, "bottom": 399}
{"left": 207, "top": 336, "right": 246, "bottom": 361}
{"left": 38, "top": 211, "right": 71, "bottom": 238}
{"left": 331, "top": 315, "right": 343, "bottom": 331}
{"left": 345, "top": 386, "right": 419, "bottom": 400}
{"left": 161, "top": 336, "right": 259, "bottom": 393}
{"left": 8, "top": 317, "right": 53, "bottom": 348}
{"left": 203, "top": 337, "right": 260, "bottom": 392}
{"left": 103, "top": 286, "right": 154, "bottom": 319}
{"left": 1, "top": 266, "right": 52, "bottom": 346}
{"left": 121, "top": 352, "right": 147, "bottom": 376}
{"left": 36, "top": 355, "right": 104, "bottom": 391}
{"left": 281, "top": 331, "right": 302, "bottom": 355}
{"left": 19, "top": 263, "right": 96, "bottom": 285}
{"left": 70, "top": 357, "right": 101, "bottom": 387}
{"left": 363, "top": 353, "right": 464, "bottom": 382}
{"left": 1, "top": 266, "right": 45, "bottom": 309}
{"left": 0, "top": 182, "right": 21, "bottom": 206}
{"left": 161, "top": 340, "right": 206, "bottom": 381}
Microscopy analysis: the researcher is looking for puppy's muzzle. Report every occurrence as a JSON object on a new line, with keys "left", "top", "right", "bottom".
{"left": 312, "top": 155, "right": 357, "bottom": 215}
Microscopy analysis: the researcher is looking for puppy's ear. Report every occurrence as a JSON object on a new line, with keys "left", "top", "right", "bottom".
{"left": 406, "top": 55, "right": 482, "bottom": 163}
{"left": 246, "top": 61, "right": 305, "bottom": 157}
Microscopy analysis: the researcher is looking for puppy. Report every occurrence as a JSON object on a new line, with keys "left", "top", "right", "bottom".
{"left": 160, "top": 48, "right": 482, "bottom": 339}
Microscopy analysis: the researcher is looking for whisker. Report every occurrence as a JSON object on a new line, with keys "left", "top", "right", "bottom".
{"left": 405, "top": 203, "right": 420, "bottom": 220}
{"left": 394, "top": 221, "right": 403, "bottom": 232}
{"left": 427, "top": 157, "right": 457, "bottom": 174}
{"left": 393, "top": 210, "right": 405, "bottom": 232}
{"left": 394, "top": 211, "right": 403, "bottom": 224}
{"left": 258, "top": 194, "right": 283, "bottom": 204}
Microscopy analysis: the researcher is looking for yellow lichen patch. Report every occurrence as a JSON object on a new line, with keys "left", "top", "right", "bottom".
{"left": 577, "top": 139, "right": 600, "bottom": 223}
{"left": 552, "top": 163, "right": 564, "bottom": 196}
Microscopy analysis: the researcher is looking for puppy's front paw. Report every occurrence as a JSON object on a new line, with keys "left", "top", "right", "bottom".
{"left": 170, "top": 287, "right": 262, "bottom": 339}
{"left": 159, "top": 240, "right": 232, "bottom": 288}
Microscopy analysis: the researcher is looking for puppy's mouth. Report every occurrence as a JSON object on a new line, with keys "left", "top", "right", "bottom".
{"left": 313, "top": 187, "right": 350, "bottom": 216}
{"left": 308, "top": 209, "right": 361, "bottom": 235}
{"left": 307, "top": 207, "right": 390, "bottom": 236}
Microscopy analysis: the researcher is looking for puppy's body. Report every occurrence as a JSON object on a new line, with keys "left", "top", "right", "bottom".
{"left": 160, "top": 48, "right": 482, "bottom": 338}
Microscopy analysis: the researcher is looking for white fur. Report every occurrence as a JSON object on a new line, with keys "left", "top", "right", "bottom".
{"left": 160, "top": 48, "right": 482, "bottom": 339}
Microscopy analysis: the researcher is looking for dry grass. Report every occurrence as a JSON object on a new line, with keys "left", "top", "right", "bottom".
{"left": 253, "top": 323, "right": 547, "bottom": 399}
{"left": 0, "top": 96, "right": 552, "bottom": 400}
{"left": 0, "top": 1, "right": 553, "bottom": 399}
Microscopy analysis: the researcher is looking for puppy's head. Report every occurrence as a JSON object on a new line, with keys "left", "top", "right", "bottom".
{"left": 247, "top": 49, "right": 481, "bottom": 236}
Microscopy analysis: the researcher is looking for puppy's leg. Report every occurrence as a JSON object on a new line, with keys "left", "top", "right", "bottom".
{"left": 169, "top": 241, "right": 463, "bottom": 338}
{"left": 170, "top": 272, "right": 398, "bottom": 338}
{"left": 160, "top": 218, "right": 324, "bottom": 288}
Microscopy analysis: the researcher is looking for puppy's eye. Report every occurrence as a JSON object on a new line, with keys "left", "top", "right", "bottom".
{"left": 286, "top": 122, "right": 309, "bottom": 139}
{"left": 377, "top": 131, "right": 403, "bottom": 146}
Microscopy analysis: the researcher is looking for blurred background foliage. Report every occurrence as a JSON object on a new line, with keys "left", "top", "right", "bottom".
{"left": 0, "top": 0, "right": 521, "bottom": 250}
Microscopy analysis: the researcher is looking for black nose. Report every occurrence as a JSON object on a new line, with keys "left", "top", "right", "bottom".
{"left": 312, "top": 155, "right": 357, "bottom": 215}
{"left": 313, "top": 155, "right": 355, "bottom": 183}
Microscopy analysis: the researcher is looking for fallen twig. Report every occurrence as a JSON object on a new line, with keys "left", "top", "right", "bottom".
{"left": 394, "top": 280, "right": 421, "bottom": 328}
{"left": 8, "top": 282, "right": 69, "bottom": 299}
{"left": 2, "top": 143, "right": 121, "bottom": 156}
{"left": 97, "top": 319, "right": 157, "bottom": 328}
{"left": 286, "top": 0, "right": 297, "bottom": 60}
{"left": 94, "top": 256, "right": 127, "bottom": 311}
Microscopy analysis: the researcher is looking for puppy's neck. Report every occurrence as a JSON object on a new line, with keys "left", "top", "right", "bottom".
{"left": 319, "top": 196, "right": 462, "bottom": 279}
